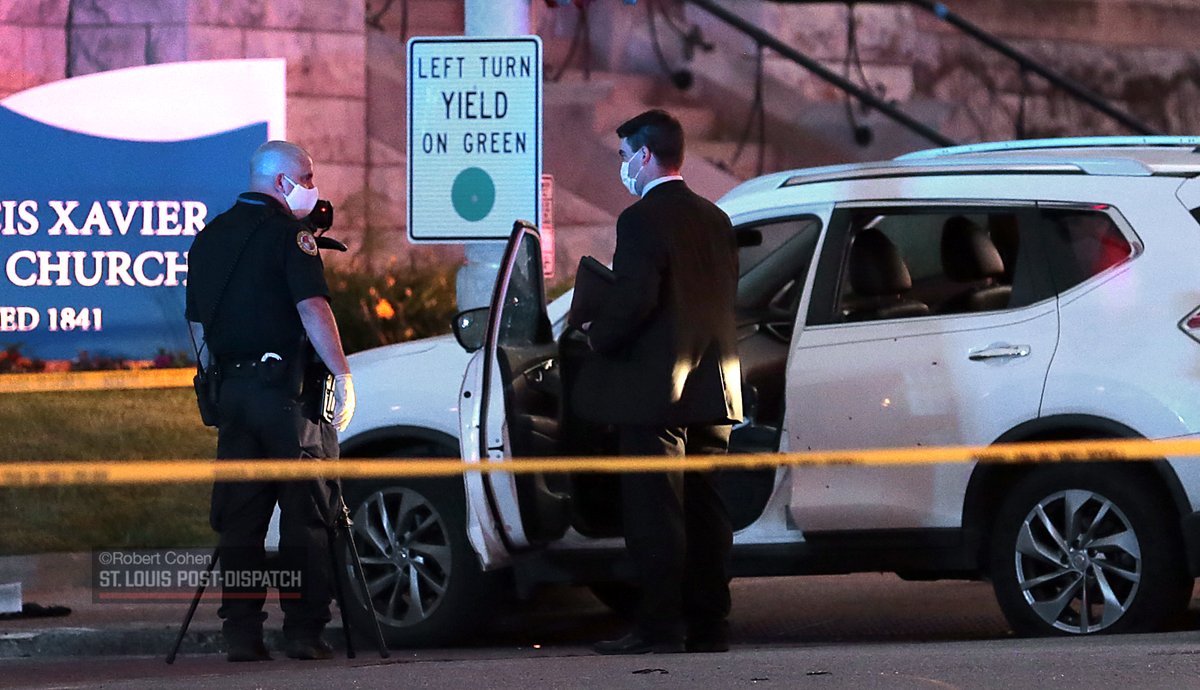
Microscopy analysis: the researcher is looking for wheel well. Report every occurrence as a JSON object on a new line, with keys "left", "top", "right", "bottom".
{"left": 340, "top": 425, "right": 458, "bottom": 459}
{"left": 962, "top": 417, "right": 1188, "bottom": 573}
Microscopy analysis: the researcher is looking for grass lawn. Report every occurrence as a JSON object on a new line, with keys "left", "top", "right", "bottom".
{"left": 0, "top": 388, "right": 218, "bottom": 555}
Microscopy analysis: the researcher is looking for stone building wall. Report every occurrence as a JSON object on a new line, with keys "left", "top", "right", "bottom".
{"left": 909, "top": 0, "right": 1200, "bottom": 140}
{"left": 724, "top": 0, "right": 1200, "bottom": 143}
{"left": 0, "top": 0, "right": 68, "bottom": 99}
{"left": 6, "top": 0, "right": 1200, "bottom": 266}
{"left": 1, "top": 0, "right": 368, "bottom": 245}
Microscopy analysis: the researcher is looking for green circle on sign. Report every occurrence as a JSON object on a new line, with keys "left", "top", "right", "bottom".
{"left": 451, "top": 167, "right": 496, "bottom": 222}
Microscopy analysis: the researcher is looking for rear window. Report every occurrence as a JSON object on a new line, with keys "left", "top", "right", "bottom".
{"left": 1041, "top": 209, "right": 1133, "bottom": 292}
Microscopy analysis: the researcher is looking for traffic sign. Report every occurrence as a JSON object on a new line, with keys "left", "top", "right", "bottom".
{"left": 407, "top": 36, "right": 542, "bottom": 242}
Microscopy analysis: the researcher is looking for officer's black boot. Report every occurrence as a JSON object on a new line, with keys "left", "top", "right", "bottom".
{"left": 284, "top": 632, "right": 333, "bottom": 660}
{"left": 225, "top": 630, "right": 272, "bottom": 662}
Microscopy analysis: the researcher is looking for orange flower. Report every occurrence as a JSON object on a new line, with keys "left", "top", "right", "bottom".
{"left": 374, "top": 298, "right": 396, "bottom": 320}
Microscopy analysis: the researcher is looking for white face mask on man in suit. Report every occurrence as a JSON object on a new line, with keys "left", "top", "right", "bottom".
{"left": 620, "top": 147, "right": 645, "bottom": 196}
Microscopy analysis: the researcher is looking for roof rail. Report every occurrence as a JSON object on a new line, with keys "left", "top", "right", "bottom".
{"left": 896, "top": 136, "right": 1200, "bottom": 161}
{"left": 777, "top": 161, "right": 1090, "bottom": 189}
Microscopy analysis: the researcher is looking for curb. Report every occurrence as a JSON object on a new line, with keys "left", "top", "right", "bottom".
{"left": 0, "top": 626, "right": 350, "bottom": 659}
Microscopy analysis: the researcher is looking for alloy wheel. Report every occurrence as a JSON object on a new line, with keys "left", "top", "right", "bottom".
{"left": 1013, "top": 488, "right": 1141, "bottom": 634}
{"left": 350, "top": 487, "right": 454, "bottom": 628}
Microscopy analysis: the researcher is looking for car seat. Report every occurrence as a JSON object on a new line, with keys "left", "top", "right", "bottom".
{"left": 939, "top": 215, "right": 1011, "bottom": 314}
{"left": 843, "top": 228, "right": 930, "bottom": 322}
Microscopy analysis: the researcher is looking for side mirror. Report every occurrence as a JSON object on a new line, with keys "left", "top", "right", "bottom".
{"left": 736, "top": 228, "right": 763, "bottom": 248}
{"left": 452, "top": 307, "right": 490, "bottom": 353}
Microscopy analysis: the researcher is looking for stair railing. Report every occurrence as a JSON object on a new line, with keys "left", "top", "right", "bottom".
{"left": 761, "top": 0, "right": 1159, "bottom": 136}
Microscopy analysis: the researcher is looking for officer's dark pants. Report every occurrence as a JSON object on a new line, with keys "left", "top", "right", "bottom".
{"left": 617, "top": 423, "right": 733, "bottom": 642}
{"left": 211, "top": 377, "right": 339, "bottom": 645}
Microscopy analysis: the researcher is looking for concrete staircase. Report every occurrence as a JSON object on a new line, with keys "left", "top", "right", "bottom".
{"left": 544, "top": 68, "right": 741, "bottom": 214}
{"left": 359, "top": 0, "right": 949, "bottom": 270}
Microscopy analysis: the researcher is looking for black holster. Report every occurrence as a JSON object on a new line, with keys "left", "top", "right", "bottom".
{"left": 301, "top": 364, "right": 334, "bottom": 424}
{"left": 295, "top": 340, "right": 334, "bottom": 425}
{"left": 194, "top": 364, "right": 222, "bottom": 427}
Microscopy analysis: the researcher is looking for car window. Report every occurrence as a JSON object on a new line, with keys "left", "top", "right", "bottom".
{"left": 1040, "top": 208, "right": 1133, "bottom": 293}
{"left": 739, "top": 217, "right": 821, "bottom": 277}
{"left": 736, "top": 217, "right": 821, "bottom": 312}
{"left": 552, "top": 218, "right": 823, "bottom": 332}
{"left": 498, "top": 231, "right": 548, "bottom": 347}
{"left": 810, "top": 206, "right": 1051, "bottom": 325}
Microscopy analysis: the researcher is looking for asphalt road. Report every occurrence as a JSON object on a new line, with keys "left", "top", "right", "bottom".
{"left": 5, "top": 574, "right": 1200, "bottom": 689}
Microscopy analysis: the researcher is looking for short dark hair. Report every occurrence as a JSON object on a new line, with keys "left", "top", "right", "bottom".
{"left": 616, "top": 109, "right": 684, "bottom": 170}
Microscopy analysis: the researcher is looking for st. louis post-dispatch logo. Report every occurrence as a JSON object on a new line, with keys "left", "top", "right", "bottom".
{"left": 92, "top": 549, "right": 303, "bottom": 602}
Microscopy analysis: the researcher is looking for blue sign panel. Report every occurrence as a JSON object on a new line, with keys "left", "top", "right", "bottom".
{"left": 0, "top": 105, "right": 265, "bottom": 361}
{"left": 0, "top": 58, "right": 286, "bottom": 364}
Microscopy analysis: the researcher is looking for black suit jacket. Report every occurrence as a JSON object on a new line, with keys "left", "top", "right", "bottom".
{"left": 573, "top": 180, "right": 743, "bottom": 427}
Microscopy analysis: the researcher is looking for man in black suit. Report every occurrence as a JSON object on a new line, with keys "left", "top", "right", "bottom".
{"left": 574, "top": 109, "right": 743, "bottom": 655}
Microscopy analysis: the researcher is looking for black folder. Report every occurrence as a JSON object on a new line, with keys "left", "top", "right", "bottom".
{"left": 569, "top": 255, "right": 614, "bottom": 329}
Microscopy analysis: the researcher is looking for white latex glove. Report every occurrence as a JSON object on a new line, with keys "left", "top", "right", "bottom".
{"left": 333, "top": 373, "right": 356, "bottom": 432}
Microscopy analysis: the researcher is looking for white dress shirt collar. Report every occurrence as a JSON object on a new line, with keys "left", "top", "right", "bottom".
{"left": 641, "top": 175, "right": 684, "bottom": 198}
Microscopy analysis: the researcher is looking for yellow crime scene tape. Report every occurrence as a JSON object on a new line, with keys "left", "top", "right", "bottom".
{"left": 3, "top": 437, "right": 1200, "bottom": 487}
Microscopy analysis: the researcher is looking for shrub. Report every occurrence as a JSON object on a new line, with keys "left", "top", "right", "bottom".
{"left": 0, "top": 344, "right": 45, "bottom": 373}
{"left": 70, "top": 350, "right": 130, "bottom": 371}
{"left": 153, "top": 348, "right": 195, "bottom": 368}
{"left": 326, "top": 262, "right": 458, "bottom": 354}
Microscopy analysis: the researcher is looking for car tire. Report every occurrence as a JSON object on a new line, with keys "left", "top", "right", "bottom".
{"left": 338, "top": 476, "right": 502, "bottom": 648}
{"left": 989, "top": 465, "right": 1191, "bottom": 636}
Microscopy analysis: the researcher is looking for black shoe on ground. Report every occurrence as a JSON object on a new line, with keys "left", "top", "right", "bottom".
{"left": 592, "top": 631, "right": 685, "bottom": 655}
{"left": 285, "top": 637, "right": 334, "bottom": 661}
{"left": 226, "top": 639, "right": 272, "bottom": 662}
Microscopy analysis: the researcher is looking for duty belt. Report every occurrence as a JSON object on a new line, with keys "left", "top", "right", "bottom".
{"left": 220, "top": 352, "right": 284, "bottom": 379}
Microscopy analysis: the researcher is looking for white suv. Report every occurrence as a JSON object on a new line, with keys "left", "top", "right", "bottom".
{"left": 339, "top": 137, "right": 1200, "bottom": 646}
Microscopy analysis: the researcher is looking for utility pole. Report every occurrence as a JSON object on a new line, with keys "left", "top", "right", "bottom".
{"left": 458, "top": 0, "right": 532, "bottom": 311}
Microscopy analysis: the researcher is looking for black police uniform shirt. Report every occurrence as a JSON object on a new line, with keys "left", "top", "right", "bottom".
{"left": 185, "top": 192, "right": 330, "bottom": 361}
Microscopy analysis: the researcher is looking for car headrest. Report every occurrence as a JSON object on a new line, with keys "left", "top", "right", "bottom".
{"left": 941, "top": 215, "right": 1004, "bottom": 282}
{"left": 849, "top": 228, "right": 912, "bottom": 296}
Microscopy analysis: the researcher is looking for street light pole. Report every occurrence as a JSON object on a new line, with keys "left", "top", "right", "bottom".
{"left": 458, "top": 0, "right": 532, "bottom": 311}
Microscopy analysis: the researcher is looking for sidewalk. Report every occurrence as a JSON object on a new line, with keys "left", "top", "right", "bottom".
{"left": 0, "top": 552, "right": 332, "bottom": 659}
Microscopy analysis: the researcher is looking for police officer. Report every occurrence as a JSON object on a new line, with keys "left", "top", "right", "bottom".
{"left": 185, "top": 140, "right": 356, "bottom": 662}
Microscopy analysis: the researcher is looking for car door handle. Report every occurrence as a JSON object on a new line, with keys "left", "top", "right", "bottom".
{"left": 969, "top": 345, "right": 1031, "bottom": 361}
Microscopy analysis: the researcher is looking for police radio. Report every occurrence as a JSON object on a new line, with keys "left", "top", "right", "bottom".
{"left": 302, "top": 199, "right": 348, "bottom": 252}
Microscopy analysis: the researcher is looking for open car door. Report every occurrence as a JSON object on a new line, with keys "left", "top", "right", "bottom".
{"left": 457, "top": 221, "right": 572, "bottom": 570}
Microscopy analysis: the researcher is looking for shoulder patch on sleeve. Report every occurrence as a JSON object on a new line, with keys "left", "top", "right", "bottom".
{"left": 296, "top": 230, "right": 319, "bottom": 256}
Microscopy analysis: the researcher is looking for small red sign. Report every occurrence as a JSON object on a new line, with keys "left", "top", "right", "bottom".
{"left": 540, "top": 174, "right": 555, "bottom": 278}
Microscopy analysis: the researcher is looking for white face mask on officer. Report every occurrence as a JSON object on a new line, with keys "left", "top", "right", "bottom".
{"left": 620, "top": 147, "right": 645, "bottom": 197}
{"left": 282, "top": 174, "right": 320, "bottom": 217}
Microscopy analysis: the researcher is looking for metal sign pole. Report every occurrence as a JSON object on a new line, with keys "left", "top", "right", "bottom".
{"left": 458, "top": 0, "right": 533, "bottom": 311}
